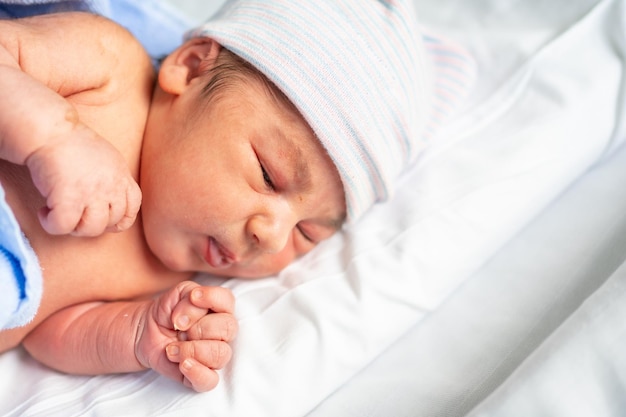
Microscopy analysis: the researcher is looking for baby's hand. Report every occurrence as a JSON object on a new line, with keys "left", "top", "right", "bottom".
{"left": 25, "top": 123, "right": 141, "bottom": 236}
{"left": 135, "top": 281, "right": 238, "bottom": 392}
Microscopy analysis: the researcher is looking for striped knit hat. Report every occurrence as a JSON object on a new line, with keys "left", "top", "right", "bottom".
{"left": 187, "top": 0, "right": 435, "bottom": 222}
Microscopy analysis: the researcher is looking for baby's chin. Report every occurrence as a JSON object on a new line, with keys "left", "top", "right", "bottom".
{"left": 153, "top": 250, "right": 189, "bottom": 272}
{"left": 208, "top": 259, "right": 293, "bottom": 280}
{"left": 142, "top": 234, "right": 190, "bottom": 273}
{"left": 208, "top": 266, "right": 281, "bottom": 280}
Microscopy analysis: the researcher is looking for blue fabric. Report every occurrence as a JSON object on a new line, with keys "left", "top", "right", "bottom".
{"left": 0, "top": 0, "right": 193, "bottom": 61}
{"left": 0, "top": 184, "right": 42, "bottom": 330}
{"left": 107, "top": 0, "right": 192, "bottom": 61}
{"left": 0, "top": 0, "right": 102, "bottom": 19}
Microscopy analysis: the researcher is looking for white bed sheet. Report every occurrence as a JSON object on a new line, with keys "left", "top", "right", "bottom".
{"left": 470, "top": 239, "right": 626, "bottom": 417}
{"left": 0, "top": 0, "right": 624, "bottom": 416}
{"left": 308, "top": 115, "right": 626, "bottom": 417}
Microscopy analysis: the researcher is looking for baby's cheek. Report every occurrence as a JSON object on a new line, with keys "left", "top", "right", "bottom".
{"left": 265, "top": 246, "right": 301, "bottom": 276}
{"left": 266, "top": 249, "right": 298, "bottom": 274}
{"left": 234, "top": 249, "right": 296, "bottom": 278}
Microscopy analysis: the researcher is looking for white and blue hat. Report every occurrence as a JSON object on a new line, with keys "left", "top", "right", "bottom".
{"left": 188, "top": 0, "right": 472, "bottom": 222}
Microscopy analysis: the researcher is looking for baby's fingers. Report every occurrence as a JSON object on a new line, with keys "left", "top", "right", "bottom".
{"left": 183, "top": 313, "right": 238, "bottom": 343}
{"left": 71, "top": 202, "right": 110, "bottom": 237}
{"left": 171, "top": 286, "right": 235, "bottom": 332}
{"left": 166, "top": 340, "right": 233, "bottom": 392}
{"left": 106, "top": 180, "right": 142, "bottom": 233}
{"left": 40, "top": 193, "right": 136, "bottom": 237}
{"left": 180, "top": 359, "right": 220, "bottom": 392}
{"left": 188, "top": 286, "right": 236, "bottom": 314}
{"left": 38, "top": 202, "right": 84, "bottom": 235}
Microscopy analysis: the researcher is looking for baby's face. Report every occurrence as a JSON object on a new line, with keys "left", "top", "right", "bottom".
{"left": 140, "top": 77, "right": 345, "bottom": 278}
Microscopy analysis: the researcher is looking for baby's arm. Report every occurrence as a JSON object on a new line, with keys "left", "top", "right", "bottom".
{"left": 0, "top": 14, "right": 142, "bottom": 236}
{"left": 22, "top": 282, "right": 237, "bottom": 392}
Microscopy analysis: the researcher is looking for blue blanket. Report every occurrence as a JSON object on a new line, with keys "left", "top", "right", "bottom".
{"left": 0, "top": 184, "right": 42, "bottom": 330}
{"left": 0, "top": 0, "right": 193, "bottom": 60}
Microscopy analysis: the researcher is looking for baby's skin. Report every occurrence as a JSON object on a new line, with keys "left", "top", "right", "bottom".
{"left": 0, "top": 11, "right": 345, "bottom": 392}
{"left": 0, "top": 13, "right": 236, "bottom": 392}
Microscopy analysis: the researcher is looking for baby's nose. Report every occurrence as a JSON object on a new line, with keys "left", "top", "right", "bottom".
{"left": 247, "top": 203, "right": 294, "bottom": 254}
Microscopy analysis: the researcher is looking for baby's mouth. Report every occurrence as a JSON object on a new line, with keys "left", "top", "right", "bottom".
{"left": 204, "top": 237, "right": 237, "bottom": 269}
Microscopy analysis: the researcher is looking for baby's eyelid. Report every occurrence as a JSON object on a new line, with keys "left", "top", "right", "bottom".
{"left": 297, "top": 224, "right": 315, "bottom": 243}
{"left": 259, "top": 161, "right": 275, "bottom": 190}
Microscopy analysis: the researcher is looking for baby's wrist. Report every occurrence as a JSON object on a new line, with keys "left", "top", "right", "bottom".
{"left": 14, "top": 105, "right": 82, "bottom": 167}
{"left": 132, "top": 301, "right": 159, "bottom": 371}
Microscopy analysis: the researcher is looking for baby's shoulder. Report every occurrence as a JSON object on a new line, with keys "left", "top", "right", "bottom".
{"left": 1, "top": 12, "right": 154, "bottom": 102}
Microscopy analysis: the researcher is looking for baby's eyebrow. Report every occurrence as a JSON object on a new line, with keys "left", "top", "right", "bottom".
{"left": 273, "top": 127, "right": 312, "bottom": 192}
{"left": 272, "top": 128, "right": 345, "bottom": 229}
{"left": 324, "top": 212, "right": 347, "bottom": 231}
{"left": 293, "top": 145, "right": 312, "bottom": 192}
{"left": 291, "top": 146, "right": 346, "bottom": 230}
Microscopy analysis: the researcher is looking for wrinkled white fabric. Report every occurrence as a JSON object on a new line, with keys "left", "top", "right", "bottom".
{"left": 0, "top": 0, "right": 624, "bottom": 416}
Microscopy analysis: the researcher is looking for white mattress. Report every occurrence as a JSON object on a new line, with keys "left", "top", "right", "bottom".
{"left": 0, "top": 0, "right": 624, "bottom": 416}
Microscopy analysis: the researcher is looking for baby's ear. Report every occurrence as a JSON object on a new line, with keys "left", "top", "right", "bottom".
{"left": 158, "top": 37, "right": 222, "bottom": 95}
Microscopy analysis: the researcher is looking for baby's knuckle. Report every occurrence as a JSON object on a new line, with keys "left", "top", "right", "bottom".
{"left": 221, "top": 316, "right": 238, "bottom": 341}
{"left": 176, "top": 280, "right": 196, "bottom": 294}
{"left": 183, "top": 342, "right": 197, "bottom": 359}
{"left": 209, "top": 341, "right": 231, "bottom": 366}
{"left": 191, "top": 326, "right": 213, "bottom": 342}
